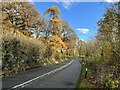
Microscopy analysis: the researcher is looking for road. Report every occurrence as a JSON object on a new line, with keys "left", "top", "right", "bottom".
{"left": 2, "top": 60, "right": 81, "bottom": 89}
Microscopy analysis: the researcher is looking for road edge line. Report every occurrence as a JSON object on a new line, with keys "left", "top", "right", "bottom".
{"left": 10, "top": 60, "right": 74, "bottom": 90}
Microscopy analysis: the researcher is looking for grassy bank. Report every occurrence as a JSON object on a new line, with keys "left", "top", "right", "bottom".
{"left": 76, "top": 58, "right": 119, "bottom": 89}
{"left": 76, "top": 59, "right": 94, "bottom": 89}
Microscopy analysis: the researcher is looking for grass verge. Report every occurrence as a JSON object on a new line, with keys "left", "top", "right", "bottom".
{"left": 75, "top": 60, "right": 93, "bottom": 89}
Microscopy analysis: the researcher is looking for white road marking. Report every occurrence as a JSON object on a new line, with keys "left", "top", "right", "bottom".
{"left": 10, "top": 60, "right": 74, "bottom": 90}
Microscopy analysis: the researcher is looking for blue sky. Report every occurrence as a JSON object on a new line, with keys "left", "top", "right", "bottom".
{"left": 33, "top": 2, "right": 110, "bottom": 41}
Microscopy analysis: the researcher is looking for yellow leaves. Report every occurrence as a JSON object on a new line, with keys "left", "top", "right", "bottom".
{"left": 50, "top": 20, "right": 62, "bottom": 32}
{"left": 101, "top": 42, "right": 113, "bottom": 63}
{"left": 19, "top": 30, "right": 33, "bottom": 37}
{"left": 48, "top": 35, "right": 67, "bottom": 50}
{"left": 2, "top": 2, "right": 42, "bottom": 38}
{"left": 44, "top": 6, "right": 62, "bottom": 36}
{"left": 50, "top": 18, "right": 62, "bottom": 25}
{"left": 35, "top": 28, "right": 40, "bottom": 39}
{"left": 44, "top": 6, "right": 60, "bottom": 15}
{"left": 50, "top": 18, "right": 61, "bottom": 23}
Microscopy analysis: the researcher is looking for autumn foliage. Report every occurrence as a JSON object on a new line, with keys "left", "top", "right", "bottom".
{"left": 1, "top": 2, "right": 77, "bottom": 76}
{"left": 77, "top": 3, "right": 120, "bottom": 89}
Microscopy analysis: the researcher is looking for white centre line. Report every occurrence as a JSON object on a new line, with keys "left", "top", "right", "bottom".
{"left": 9, "top": 60, "right": 74, "bottom": 90}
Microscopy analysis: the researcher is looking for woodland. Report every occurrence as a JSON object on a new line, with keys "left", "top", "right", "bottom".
{"left": 0, "top": 2, "right": 120, "bottom": 88}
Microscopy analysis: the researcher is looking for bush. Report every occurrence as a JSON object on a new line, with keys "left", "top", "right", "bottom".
{"left": 2, "top": 28, "right": 46, "bottom": 76}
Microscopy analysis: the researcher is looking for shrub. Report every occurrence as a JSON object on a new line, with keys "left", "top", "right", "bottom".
{"left": 2, "top": 27, "right": 46, "bottom": 76}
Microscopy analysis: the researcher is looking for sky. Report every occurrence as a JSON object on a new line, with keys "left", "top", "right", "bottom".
{"left": 33, "top": 2, "right": 111, "bottom": 41}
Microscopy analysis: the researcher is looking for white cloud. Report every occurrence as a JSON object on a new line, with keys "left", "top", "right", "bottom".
{"left": 62, "top": 2, "right": 73, "bottom": 9}
{"left": 29, "top": 0, "right": 35, "bottom": 4}
{"left": 106, "top": 0, "right": 120, "bottom": 2}
{"left": 55, "top": 0, "right": 74, "bottom": 10}
{"left": 77, "top": 28, "right": 89, "bottom": 34}
{"left": 106, "top": 0, "right": 112, "bottom": 2}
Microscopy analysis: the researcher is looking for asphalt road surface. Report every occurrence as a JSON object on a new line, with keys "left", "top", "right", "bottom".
{"left": 2, "top": 60, "right": 81, "bottom": 89}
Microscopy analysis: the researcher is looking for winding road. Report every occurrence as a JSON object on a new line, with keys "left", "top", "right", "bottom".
{"left": 2, "top": 60, "right": 81, "bottom": 89}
